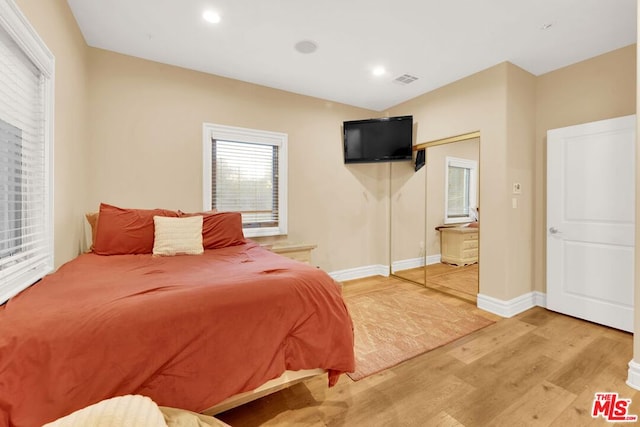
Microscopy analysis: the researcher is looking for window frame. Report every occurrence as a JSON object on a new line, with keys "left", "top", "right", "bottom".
{"left": 202, "top": 123, "right": 288, "bottom": 238}
{"left": 444, "top": 156, "right": 477, "bottom": 225}
{"left": 0, "top": 0, "right": 55, "bottom": 304}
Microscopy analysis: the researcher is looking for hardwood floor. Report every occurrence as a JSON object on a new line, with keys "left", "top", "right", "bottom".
{"left": 217, "top": 275, "right": 636, "bottom": 426}
{"left": 395, "top": 263, "right": 479, "bottom": 304}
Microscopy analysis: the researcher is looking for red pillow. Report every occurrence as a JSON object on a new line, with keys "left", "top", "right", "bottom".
{"left": 178, "top": 211, "right": 245, "bottom": 249}
{"left": 93, "top": 203, "right": 179, "bottom": 255}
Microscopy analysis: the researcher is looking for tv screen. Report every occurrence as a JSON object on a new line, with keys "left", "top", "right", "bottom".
{"left": 343, "top": 115, "right": 413, "bottom": 164}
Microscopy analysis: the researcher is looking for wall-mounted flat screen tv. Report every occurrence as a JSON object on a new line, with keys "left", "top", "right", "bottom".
{"left": 343, "top": 115, "right": 413, "bottom": 164}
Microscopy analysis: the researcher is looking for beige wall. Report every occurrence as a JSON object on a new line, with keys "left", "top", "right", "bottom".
{"left": 388, "top": 63, "right": 521, "bottom": 300}
{"left": 390, "top": 47, "right": 634, "bottom": 301}
{"left": 12, "top": 0, "right": 392, "bottom": 274}
{"left": 505, "top": 64, "right": 537, "bottom": 298}
{"left": 86, "top": 48, "right": 388, "bottom": 273}
{"left": 14, "top": 0, "right": 90, "bottom": 267}
{"left": 534, "top": 45, "right": 636, "bottom": 293}
{"left": 11, "top": 0, "right": 636, "bottom": 293}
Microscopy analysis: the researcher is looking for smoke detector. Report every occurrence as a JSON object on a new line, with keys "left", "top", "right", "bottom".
{"left": 294, "top": 40, "right": 318, "bottom": 54}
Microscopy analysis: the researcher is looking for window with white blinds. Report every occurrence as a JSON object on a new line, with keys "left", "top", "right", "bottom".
{"left": 203, "top": 123, "right": 287, "bottom": 237}
{"left": 444, "top": 156, "right": 477, "bottom": 224}
{"left": 0, "top": 0, "right": 54, "bottom": 304}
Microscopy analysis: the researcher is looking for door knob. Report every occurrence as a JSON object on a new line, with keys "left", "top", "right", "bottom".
{"left": 549, "top": 227, "right": 559, "bottom": 234}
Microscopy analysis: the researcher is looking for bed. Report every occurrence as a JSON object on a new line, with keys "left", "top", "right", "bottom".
{"left": 0, "top": 204, "right": 355, "bottom": 427}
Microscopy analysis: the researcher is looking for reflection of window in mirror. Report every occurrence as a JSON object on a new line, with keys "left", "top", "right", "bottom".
{"left": 444, "top": 156, "right": 477, "bottom": 224}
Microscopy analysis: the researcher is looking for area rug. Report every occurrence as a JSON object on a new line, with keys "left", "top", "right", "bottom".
{"left": 344, "top": 286, "right": 494, "bottom": 381}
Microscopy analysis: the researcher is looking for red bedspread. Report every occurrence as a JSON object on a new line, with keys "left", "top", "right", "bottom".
{"left": 0, "top": 242, "right": 355, "bottom": 427}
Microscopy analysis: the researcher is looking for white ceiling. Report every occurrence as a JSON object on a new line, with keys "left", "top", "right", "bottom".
{"left": 66, "top": 0, "right": 637, "bottom": 112}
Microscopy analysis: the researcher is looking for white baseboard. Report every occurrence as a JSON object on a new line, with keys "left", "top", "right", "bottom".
{"left": 329, "top": 264, "right": 389, "bottom": 282}
{"left": 391, "top": 257, "right": 423, "bottom": 273}
{"left": 533, "top": 291, "right": 547, "bottom": 308}
{"left": 477, "top": 291, "right": 546, "bottom": 318}
{"left": 330, "top": 262, "right": 549, "bottom": 319}
{"left": 627, "top": 360, "right": 640, "bottom": 390}
{"left": 391, "top": 254, "right": 441, "bottom": 273}
{"left": 426, "top": 254, "right": 441, "bottom": 266}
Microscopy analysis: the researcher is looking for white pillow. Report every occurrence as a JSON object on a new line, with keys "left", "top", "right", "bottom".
{"left": 43, "top": 394, "right": 167, "bottom": 427}
{"left": 153, "top": 216, "right": 204, "bottom": 256}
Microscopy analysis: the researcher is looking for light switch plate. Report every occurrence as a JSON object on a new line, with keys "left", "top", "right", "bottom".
{"left": 513, "top": 183, "right": 522, "bottom": 194}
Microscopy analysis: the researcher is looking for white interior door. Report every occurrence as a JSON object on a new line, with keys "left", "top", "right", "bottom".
{"left": 547, "top": 115, "right": 635, "bottom": 332}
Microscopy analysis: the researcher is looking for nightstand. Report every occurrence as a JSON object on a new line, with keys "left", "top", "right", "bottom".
{"left": 269, "top": 242, "right": 317, "bottom": 264}
{"left": 439, "top": 226, "right": 478, "bottom": 266}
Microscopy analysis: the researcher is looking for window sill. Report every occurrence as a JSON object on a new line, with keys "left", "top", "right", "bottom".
{"left": 444, "top": 217, "right": 474, "bottom": 225}
{"left": 243, "top": 226, "right": 287, "bottom": 238}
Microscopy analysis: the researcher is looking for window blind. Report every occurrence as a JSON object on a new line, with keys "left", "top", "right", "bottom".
{"left": 0, "top": 15, "right": 53, "bottom": 303}
{"left": 447, "top": 165, "right": 470, "bottom": 218}
{"left": 212, "top": 139, "right": 279, "bottom": 228}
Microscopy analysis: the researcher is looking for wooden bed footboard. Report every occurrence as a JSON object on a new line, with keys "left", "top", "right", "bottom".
{"left": 202, "top": 368, "right": 326, "bottom": 415}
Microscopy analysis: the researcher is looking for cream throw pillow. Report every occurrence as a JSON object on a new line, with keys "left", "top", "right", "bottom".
{"left": 153, "top": 215, "right": 204, "bottom": 256}
{"left": 43, "top": 394, "right": 167, "bottom": 427}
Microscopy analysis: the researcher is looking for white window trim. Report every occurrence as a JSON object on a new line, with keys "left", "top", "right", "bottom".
{"left": 202, "top": 123, "right": 288, "bottom": 238}
{"left": 444, "top": 156, "right": 477, "bottom": 225}
{"left": 0, "top": 0, "right": 55, "bottom": 303}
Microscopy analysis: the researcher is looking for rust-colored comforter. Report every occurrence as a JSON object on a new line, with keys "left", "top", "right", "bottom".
{"left": 0, "top": 242, "right": 355, "bottom": 427}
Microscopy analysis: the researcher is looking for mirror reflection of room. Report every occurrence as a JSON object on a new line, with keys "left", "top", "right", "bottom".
{"left": 426, "top": 137, "right": 479, "bottom": 301}
{"left": 391, "top": 136, "right": 479, "bottom": 302}
{"left": 390, "top": 157, "right": 426, "bottom": 285}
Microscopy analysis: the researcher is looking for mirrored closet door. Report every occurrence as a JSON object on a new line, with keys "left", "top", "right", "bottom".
{"left": 390, "top": 132, "right": 480, "bottom": 302}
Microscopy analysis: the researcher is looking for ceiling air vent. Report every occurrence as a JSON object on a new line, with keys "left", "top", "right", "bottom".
{"left": 393, "top": 74, "right": 419, "bottom": 85}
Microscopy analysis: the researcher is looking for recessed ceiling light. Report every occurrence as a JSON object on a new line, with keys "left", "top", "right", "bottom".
{"left": 294, "top": 40, "right": 318, "bottom": 54}
{"left": 203, "top": 10, "right": 221, "bottom": 24}
{"left": 372, "top": 66, "right": 386, "bottom": 77}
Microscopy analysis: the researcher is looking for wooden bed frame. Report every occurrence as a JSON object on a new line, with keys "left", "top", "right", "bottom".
{"left": 202, "top": 368, "right": 325, "bottom": 415}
